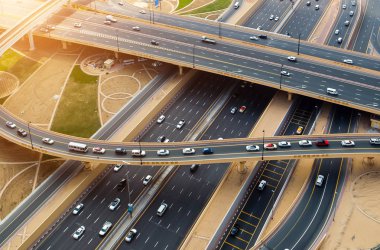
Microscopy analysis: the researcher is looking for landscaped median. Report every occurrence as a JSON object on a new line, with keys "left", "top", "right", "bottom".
{"left": 50, "top": 65, "right": 101, "bottom": 138}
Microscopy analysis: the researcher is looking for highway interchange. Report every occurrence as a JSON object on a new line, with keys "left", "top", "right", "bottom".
{"left": 0, "top": 0, "right": 380, "bottom": 248}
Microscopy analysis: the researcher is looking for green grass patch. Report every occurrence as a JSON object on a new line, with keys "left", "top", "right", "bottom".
{"left": 175, "top": 0, "right": 193, "bottom": 11}
{"left": 181, "top": 0, "right": 231, "bottom": 15}
{"left": 0, "top": 49, "right": 40, "bottom": 83}
{"left": 50, "top": 65, "right": 100, "bottom": 138}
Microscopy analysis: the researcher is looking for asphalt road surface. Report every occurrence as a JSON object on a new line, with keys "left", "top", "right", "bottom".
{"left": 265, "top": 105, "right": 356, "bottom": 250}
{"left": 219, "top": 97, "right": 321, "bottom": 250}
{"left": 113, "top": 84, "right": 276, "bottom": 249}
{"left": 34, "top": 73, "right": 234, "bottom": 249}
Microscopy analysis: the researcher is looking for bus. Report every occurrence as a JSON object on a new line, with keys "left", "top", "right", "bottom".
{"left": 68, "top": 142, "right": 88, "bottom": 153}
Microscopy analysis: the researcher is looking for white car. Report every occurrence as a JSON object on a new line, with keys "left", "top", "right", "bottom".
{"left": 92, "top": 147, "right": 106, "bottom": 154}
{"left": 370, "top": 138, "right": 380, "bottom": 145}
{"left": 109, "top": 198, "right": 121, "bottom": 211}
{"left": 72, "top": 226, "right": 85, "bottom": 240}
{"left": 335, "top": 29, "right": 340, "bottom": 35}
{"left": 5, "top": 121, "right": 16, "bottom": 129}
{"left": 257, "top": 180, "right": 267, "bottom": 190}
{"left": 231, "top": 107, "right": 238, "bottom": 114}
{"left": 139, "top": 10, "right": 146, "bottom": 14}
{"left": 315, "top": 4, "right": 319, "bottom": 10}
{"left": 349, "top": 10, "right": 354, "bottom": 16}
{"left": 74, "top": 22, "right": 82, "bottom": 28}
{"left": 72, "top": 203, "right": 84, "bottom": 215}
{"left": 315, "top": 175, "right": 324, "bottom": 186}
{"left": 182, "top": 148, "right": 195, "bottom": 155}
{"left": 281, "top": 71, "right": 291, "bottom": 76}
{"left": 264, "top": 143, "right": 277, "bottom": 150}
{"left": 246, "top": 145, "right": 260, "bottom": 152}
{"left": 344, "top": 20, "right": 350, "bottom": 26}
{"left": 299, "top": 140, "right": 312, "bottom": 146}
{"left": 42, "top": 138, "right": 54, "bottom": 145}
{"left": 326, "top": 87, "right": 338, "bottom": 95}
{"left": 157, "top": 115, "right": 165, "bottom": 124}
{"left": 269, "top": 14, "right": 274, "bottom": 20}
{"left": 143, "top": 175, "right": 152, "bottom": 185}
{"left": 341, "top": 140, "right": 355, "bottom": 147}
{"left": 157, "top": 149, "right": 170, "bottom": 156}
{"left": 278, "top": 141, "right": 291, "bottom": 147}
{"left": 176, "top": 119, "right": 186, "bottom": 129}
{"left": 250, "top": 36, "right": 258, "bottom": 40}
{"left": 132, "top": 26, "right": 140, "bottom": 31}
{"left": 125, "top": 228, "right": 137, "bottom": 242}
{"left": 113, "top": 164, "right": 123, "bottom": 172}
{"left": 287, "top": 56, "right": 297, "bottom": 62}
{"left": 342, "top": 4, "right": 347, "bottom": 9}
{"left": 274, "top": 16, "right": 279, "bottom": 21}
{"left": 343, "top": 59, "right": 353, "bottom": 64}
{"left": 99, "top": 221, "right": 112, "bottom": 236}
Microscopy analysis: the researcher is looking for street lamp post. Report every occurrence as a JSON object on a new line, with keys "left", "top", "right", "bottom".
{"left": 261, "top": 129, "right": 265, "bottom": 161}
{"left": 27, "top": 121, "right": 34, "bottom": 150}
{"left": 297, "top": 33, "right": 301, "bottom": 55}
{"left": 138, "top": 135, "right": 142, "bottom": 165}
{"left": 122, "top": 161, "right": 133, "bottom": 216}
{"left": 270, "top": 189, "right": 275, "bottom": 219}
{"left": 279, "top": 64, "right": 284, "bottom": 89}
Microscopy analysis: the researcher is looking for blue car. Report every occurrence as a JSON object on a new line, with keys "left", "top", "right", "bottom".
{"left": 203, "top": 148, "right": 213, "bottom": 154}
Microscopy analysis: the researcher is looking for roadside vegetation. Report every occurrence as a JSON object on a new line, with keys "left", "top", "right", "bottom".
{"left": 0, "top": 49, "right": 40, "bottom": 83}
{"left": 181, "top": 0, "right": 232, "bottom": 15}
{"left": 51, "top": 65, "right": 100, "bottom": 138}
{"left": 175, "top": 0, "right": 194, "bottom": 11}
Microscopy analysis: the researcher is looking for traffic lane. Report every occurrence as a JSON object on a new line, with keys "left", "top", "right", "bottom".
{"left": 201, "top": 85, "right": 276, "bottom": 140}
{"left": 328, "top": 105, "right": 354, "bottom": 134}
{"left": 353, "top": 0, "right": 379, "bottom": 52}
{"left": 117, "top": 79, "right": 274, "bottom": 249}
{"left": 291, "top": 159, "right": 344, "bottom": 249}
{"left": 49, "top": 16, "right": 380, "bottom": 87}
{"left": 327, "top": 3, "right": 357, "bottom": 47}
{"left": 36, "top": 74, "right": 227, "bottom": 248}
{"left": 37, "top": 165, "right": 159, "bottom": 250}
{"left": 271, "top": 158, "right": 342, "bottom": 250}
{"left": 74, "top": 1, "right": 380, "bottom": 71}
{"left": 244, "top": 0, "right": 292, "bottom": 31}
{"left": 279, "top": 0, "right": 330, "bottom": 39}
{"left": 121, "top": 164, "right": 229, "bottom": 249}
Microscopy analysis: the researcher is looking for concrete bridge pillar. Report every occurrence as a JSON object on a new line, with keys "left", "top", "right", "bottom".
{"left": 178, "top": 66, "right": 183, "bottom": 75}
{"left": 61, "top": 41, "right": 67, "bottom": 50}
{"left": 287, "top": 92, "right": 293, "bottom": 101}
{"left": 28, "top": 32, "right": 35, "bottom": 51}
{"left": 114, "top": 52, "right": 119, "bottom": 59}
{"left": 237, "top": 161, "right": 247, "bottom": 174}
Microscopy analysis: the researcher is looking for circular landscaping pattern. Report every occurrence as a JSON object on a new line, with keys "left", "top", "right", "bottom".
{"left": 351, "top": 171, "right": 380, "bottom": 223}
{"left": 0, "top": 71, "right": 19, "bottom": 99}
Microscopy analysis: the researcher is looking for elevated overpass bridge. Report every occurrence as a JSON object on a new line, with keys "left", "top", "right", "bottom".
{"left": 0, "top": 106, "right": 379, "bottom": 165}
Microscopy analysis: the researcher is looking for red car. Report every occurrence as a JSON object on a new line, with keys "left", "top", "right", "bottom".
{"left": 316, "top": 139, "right": 329, "bottom": 146}
{"left": 264, "top": 143, "right": 277, "bottom": 150}
{"left": 239, "top": 106, "right": 247, "bottom": 113}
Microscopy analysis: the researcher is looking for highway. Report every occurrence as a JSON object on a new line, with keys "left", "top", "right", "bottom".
{"left": 113, "top": 83, "right": 275, "bottom": 249}
{"left": 243, "top": 0, "right": 292, "bottom": 31}
{"left": 352, "top": 0, "right": 380, "bottom": 53}
{"left": 34, "top": 73, "right": 234, "bottom": 249}
{"left": 0, "top": 69, "right": 174, "bottom": 247}
{"left": 264, "top": 105, "right": 356, "bottom": 249}
{"left": 72, "top": 1, "right": 380, "bottom": 72}
{"left": 327, "top": 1, "right": 357, "bottom": 48}
{"left": 218, "top": 96, "right": 321, "bottom": 249}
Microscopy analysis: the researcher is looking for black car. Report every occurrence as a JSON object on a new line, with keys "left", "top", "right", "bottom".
{"left": 151, "top": 40, "right": 159, "bottom": 45}
{"left": 117, "top": 179, "right": 127, "bottom": 190}
{"left": 230, "top": 225, "right": 240, "bottom": 236}
{"left": 115, "top": 147, "right": 127, "bottom": 155}
{"left": 258, "top": 34, "right": 268, "bottom": 39}
{"left": 157, "top": 135, "right": 166, "bottom": 143}
{"left": 190, "top": 164, "right": 200, "bottom": 173}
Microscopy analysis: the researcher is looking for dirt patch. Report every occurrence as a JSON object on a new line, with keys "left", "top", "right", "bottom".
{"left": 0, "top": 137, "right": 39, "bottom": 163}
{"left": 0, "top": 71, "right": 19, "bottom": 99}
{"left": 4, "top": 53, "right": 81, "bottom": 125}
{"left": 36, "top": 160, "right": 63, "bottom": 186}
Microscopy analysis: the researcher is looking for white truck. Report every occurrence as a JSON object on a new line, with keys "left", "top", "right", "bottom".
{"left": 201, "top": 36, "right": 216, "bottom": 44}
{"left": 105, "top": 15, "right": 117, "bottom": 23}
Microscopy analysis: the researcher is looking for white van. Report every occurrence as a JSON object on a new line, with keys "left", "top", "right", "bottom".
{"left": 131, "top": 149, "right": 146, "bottom": 157}
{"left": 326, "top": 88, "right": 338, "bottom": 95}
{"left": 157, "top": 203, "right": 168, "bottom": 216}
{"left": 234, "top": 2, "right": 240, "bottom": 9}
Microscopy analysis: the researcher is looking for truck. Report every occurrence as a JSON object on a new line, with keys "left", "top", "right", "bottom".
{"left": 201, "top": 36, "right": 216, "bottom": 44}
{"left": 105, "top": 15, "right": 117, "bottom": 23}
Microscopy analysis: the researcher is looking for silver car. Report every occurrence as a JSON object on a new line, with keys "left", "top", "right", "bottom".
{"left": 157, "top": 149, "right": 170, "bottom": 156}
{"left": 72, "top": 226, "right": 85, "bottom": 240}
{"left": 99, "top": 221, "right": 112, "bottom": 236}
{"left": 109, "top": 198, "right": 120, "bottom": 211}
{"left": 246, "top": 145, "right": 260, "bottom": 151}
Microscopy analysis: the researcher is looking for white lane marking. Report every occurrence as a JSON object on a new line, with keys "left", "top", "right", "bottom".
{"left": 88, "top": 238, "right": 93, "bottom": 245}
{"left": 63, "top": 226, "right": 69, "bottom": 233}
{"left": 145, "top": 237, "right": 150, "bottom": 244}
{"left": 92, "top": 195, "right": 97, "bottom": 200}
{"left": 100, "top": 198, "right": 105, "bottom": 204}
{"left": 94, "top": 217, "right": 99, "bottom": 224}
{"left": 86, "top": 213, "right": 92, "bottom": 219}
